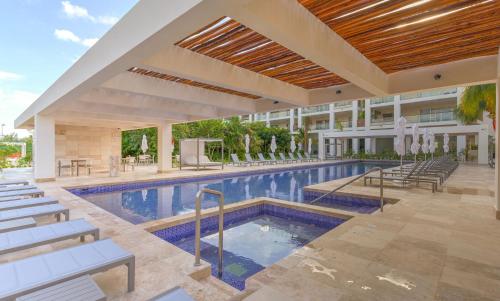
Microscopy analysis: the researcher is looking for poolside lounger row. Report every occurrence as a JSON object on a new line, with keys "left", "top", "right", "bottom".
{"left": 0, "top": 188, "right": 44, "bottom": 200}
{"left": 0, "top": 180, "right": 29, "bottom": 188}
{"left": 0, "top": 188, "right": 137, "bottom": 300}
{"left": 232, "top": 152, "right": 320, "bottom": 166}
{"left": 0, "top": 185, "right": 37, "bottom": 193}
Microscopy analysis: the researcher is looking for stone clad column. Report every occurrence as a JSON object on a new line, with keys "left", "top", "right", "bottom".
{"left": 34, "top": 114, "right": 55, "bottom": 182}
{"left": 495, "top": 48, "right": 500, "bottom": 218}
{"left": 158, "top": 123, "right": 173, "bottom": 173}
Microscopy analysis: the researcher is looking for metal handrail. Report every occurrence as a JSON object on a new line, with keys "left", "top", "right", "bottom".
{"left": 194, "top": 188, "right": 224, "bottom": 278}
{"left": 310, "top": 167, "right": 384, "bottom": 212}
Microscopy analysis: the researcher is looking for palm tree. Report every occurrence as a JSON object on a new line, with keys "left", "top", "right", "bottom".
{"left": 456, "top": 84, "right": 496, "bottom": 126}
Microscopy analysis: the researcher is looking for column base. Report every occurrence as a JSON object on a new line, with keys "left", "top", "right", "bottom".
{"left": 35, "top": 177, "right": 56, "bottom": 183}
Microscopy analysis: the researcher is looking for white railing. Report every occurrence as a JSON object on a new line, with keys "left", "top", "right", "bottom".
{"left": 370, "top": 96, "right": 394, "bottom": 105}
{"left": 302, "top": 104, "right": 329, "bottom": 115}
{"left": 401, "top": 88, "right": 457, "bottom": 100}
{"left": 269, "top": 110, "right": 290, "bottom": 119}
{"left": 405, "top": 110, "right": 456, "bottom": 124}
{"left": 334, "top": 101, "right": 352, "bottom": 109}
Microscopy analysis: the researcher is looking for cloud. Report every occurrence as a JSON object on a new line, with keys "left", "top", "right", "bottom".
{"left": 54, "top": 29, "right": 98, "bottom": 47}
{"left": 61, "top": 1, "right": 118, "bottom": 25}
{"left": 0, "top": 71, "right": 22, "bottom": 81}
{"left": 0, "top": 89, "right": 39, "bottom": 138}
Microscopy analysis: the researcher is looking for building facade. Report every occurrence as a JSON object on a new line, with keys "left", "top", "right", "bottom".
{"left": 242, "top": 87, "right": 491, "bottom": 164}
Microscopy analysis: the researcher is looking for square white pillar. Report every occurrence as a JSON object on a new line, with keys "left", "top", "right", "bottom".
{"left": 478, "top": 130, "right": 488, "bottom": 165}
{"left": 456, "top": 135, "right": 466, "bottom": 156}
{"left": 495, "top": 48, "right": 500, "bottom": 218}
{"left": 158, "top": 123, "right": 173, "bottom": 173}
{"left": 34, "top": 114, "right": 55, "bottom": 182}
{"left": 265, "top": 112, "right": 270, "bottom": 127}
{"left": 297, "top": 108, "right": 302, "bottom": 129}
{"left": 365, "top": 137, "right": 372, "bottom": 154}
{"left": 329, "top": 104, "right": 335, "bottom": 130}
{"left": 352, "top": 138, "right": 359, "bottom": 154}
{"left": 318, "top": 132, "right": 325, "bottom": 160}
{"left": 365, "top": 99, "right": 371, "bottom": 129}
{"left": 289, "top": 109, "right": 295, "bottom": 133}
{"left": 352, "top": 100, "right": 358, "bottom": 130}
{"left": 394, "top": 95, "right": 401, "bottom": 125}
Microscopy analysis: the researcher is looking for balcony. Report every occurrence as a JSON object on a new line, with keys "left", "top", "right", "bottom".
{"left": 401, "top": 88, "right": 457, "bottom": 100}
{"left": 371, "top": 118, "right": 394, "bottom": 128}
{"left": 254, "top": 113, "right": 267, "bottom": 121}
{"left": 269, "top": 110, "right": 290, "bottom": 119}
{"left": 335, "top": 120, "right": 352, "bottom": 130}
{"left": 334, "top": 101, "right": 352, "bottom": 109}
{"left": 405, "top": 109, "right": 456, "bottom": 124}
{"left": 302, "top": 104, "right": 329, "bottom": 115}
{"left": 370, "top": 96, "right": 394, "bottom": 105}
{"left": 308, "top": 123, "right": 329, "bottom": 131}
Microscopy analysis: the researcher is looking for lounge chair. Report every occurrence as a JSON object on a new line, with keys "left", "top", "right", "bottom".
{"left": 269, "top": 153, "right": 284, "bottom": 164}
{"left": 181, "top": 155, "right": 222, "bottom": 169}
{"left": 245, "top": 153, "right": 264, "bottom": 165}
{"left": 0, "top": 185, "right": 38, "bottom": 193}
{"left": 0, "top": 218, "right": 36, "bottom": 234}
{"left": 258, "top": 153, "right": 275, "bottom": 165}
{"left": 0, "top": 204, "right": 69, "bottom": 223}
{"left": 364, "top": 161, "right": 437, "bottom": 192}
{"left": 0, "top": 188, "right": 44, "bottom": 200}
{"left": 296, "top": 153, "right": 312, "bottom": 162}
{"left": 305, "top": 153, "right": 319, "bottom": 162}
{"left": 279, "top": 153, "right": 296, "bottom": 163}
{"left": 288, "top": 152, "right": 302, "bottom": 162}
{"left": 0, "top": 239, "right": 135, "bottom": 300}
{"left": 0, "top": 180, "right": 29, "bottom": 187}
{"left": 0, "top": 219, "right": 99, "bottom": 255}
{"left": 231, "top": 154, "right": 248, "bottom": 166}
{"left": 0, "top": 196, "right": 58, "bottom": 211}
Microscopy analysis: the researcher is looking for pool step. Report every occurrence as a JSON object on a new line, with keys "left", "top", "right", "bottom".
{"left": 197, "top": 276, "right": 239, "bottom": 299}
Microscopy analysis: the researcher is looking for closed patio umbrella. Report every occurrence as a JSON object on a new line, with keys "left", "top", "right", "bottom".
{"left": 443, "top": 133, "right": 450, "bottom": 155}
{"left": 245, "top": 134, "right": 250, "bottom": 154}
{"left": 394, "top": 117, "right": 407, "bottom": 172}
{"left": 271, "top": 136, "right": 277, "bottom": 154}
{"left": 141, "top": 134, "right": 148, "bottom": 154}
{"left": 290, "top": 136, "right": 296, "bottom": 153}
{"left": 410, "top": 124, "right": 420, "bottom": 162}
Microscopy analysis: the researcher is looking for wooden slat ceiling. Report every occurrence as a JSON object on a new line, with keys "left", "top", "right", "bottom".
{"left": 176, "top": 17, "right": 347, "bottom": 89}
{"left": 299, "top": 0, "right": 500, "bottom": 73}
{"left": 128, "top": 67, "right": 261, "bottom": 99}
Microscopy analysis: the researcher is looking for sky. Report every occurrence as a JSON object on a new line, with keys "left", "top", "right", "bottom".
{"left": 0, "top": 0, "right": 138, "bottom": 137}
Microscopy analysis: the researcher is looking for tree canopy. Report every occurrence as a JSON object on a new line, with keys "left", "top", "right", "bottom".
{"left": 456, "top": 84, "right": 496, "bottom": 125}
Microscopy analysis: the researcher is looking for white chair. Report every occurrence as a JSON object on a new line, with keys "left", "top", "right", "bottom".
{"left": 57, "top": 159, "right": 72, "bottom": 176}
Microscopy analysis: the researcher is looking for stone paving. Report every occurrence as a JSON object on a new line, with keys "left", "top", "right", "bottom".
{"left": 0, "top": 163, "right": 499, "bottom": 300}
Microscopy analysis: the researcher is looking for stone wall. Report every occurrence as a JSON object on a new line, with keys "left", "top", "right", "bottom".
{"left": 55, "top": 125, "right": 121, "bottom": 172}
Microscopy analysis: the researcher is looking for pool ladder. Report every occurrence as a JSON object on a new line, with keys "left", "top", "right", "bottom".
{"left": 194, "top": 188, "right": 224, "bottom": 278}
{"left": 310, "top": 167, "right": 384, "bottom": 212}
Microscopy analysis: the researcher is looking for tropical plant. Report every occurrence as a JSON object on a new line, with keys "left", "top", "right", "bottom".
{"left": 121, "top": 127, "right": 158, "bottom": 158}
{"left": 456, "top": 84, "right": 496, "bottom": 125}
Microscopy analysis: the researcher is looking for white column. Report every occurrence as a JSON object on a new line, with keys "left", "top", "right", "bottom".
{"left": 297, "top": 108, "right": 302, "bottom": 129}
{"left": 34, "top": 114, "right": 55, "bottom": 181}
{"left": 248, "top": 114, "right": 253, "bottom": 122}
{"left": 329, "top": 104, "right": 335, "bottom": 130}
{"left": 158, "top": 123, "right": 173, "bottom": 173}
{"left": 352, "top": 138, "right": 359, "bottom": 154}
{"left": 365, "top": 99, "right": 371, "bottom": 129}
{"left": 394, "top": 95, "right": 401, "bottom": 124}
{"left": 478, "top": 130, "right": 488, "bottom": 165}
{"left": 265, "top": 112, "right": 270, "bottom": 127}
{"left": 495, "top": 49, "right": 500, "bottom": 218}
{"left": 352, "top": 100, "right": 358, "bottom": 130}
{"left": 365, "top": 138, "right": 371, "bottom": 154}
{"left": 371, "top": 138, "right": 377, "bottom": 154}
{"left": 318, "top": 132, "right": 325, "bottom": 160}
{"left": 329, "top": 139, "right": 334, "bottom": 156}
{"left": 457, "top": 135, "right": 466, "bottom": 156}
{"left": 289, "top": 109, "right": 295, "bottom": 133}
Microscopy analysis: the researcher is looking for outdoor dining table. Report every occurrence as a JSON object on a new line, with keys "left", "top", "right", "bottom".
{"left": 71, "top": 159, "right": 87, "bottom": 176}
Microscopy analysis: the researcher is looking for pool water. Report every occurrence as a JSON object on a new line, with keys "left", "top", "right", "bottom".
{"left": 154, "top": 204, "right": 345, "bottom": 290}
{"left": 72, "top": 161, "right": 395, "bottom": 224}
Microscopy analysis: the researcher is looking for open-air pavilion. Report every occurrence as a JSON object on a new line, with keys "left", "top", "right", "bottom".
{"left": 7, "top": 1, "right": 500, "bottom": 300}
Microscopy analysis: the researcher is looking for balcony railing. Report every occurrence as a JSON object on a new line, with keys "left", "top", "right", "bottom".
{"left": 401, "top": 88, "right": 457, "bottom": 100}
{"left": 269, "top": 110, "right": 290, "bottom": 119}
{"left": 309, "top": 123, "right": 329, "bottom": 131}
{"left": 254, "top": 113, "right": 267, "bottom": 121}
{"left": 370, "top": 96, "right": 394, "bottom": 105}
{"left": 302, "top": 104, "right": 329, "bottom": 115}
{"left": 371, "top": 118, "right": 394, "bottom": 127}
{"left": 405, "top": 110, "right": 456, "bottom": 124}
{"left": 334, "top": 101, "right": 352, "bottom": 109}
{"left": 335, "top": 120, "right": 352, "bottom": 130}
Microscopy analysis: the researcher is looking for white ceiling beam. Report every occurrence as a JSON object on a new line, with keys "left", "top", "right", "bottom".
{"left": 221, "top": 0, "right": 389, "bottom": 95}
{"left": 101, "top": 72, "right": 261, "bottom": 114}
{"left": 388, "top": 55, "right": 498, "bottom": 94}
{"left": 141, "top": 46, "right": 310, "bottom": 106}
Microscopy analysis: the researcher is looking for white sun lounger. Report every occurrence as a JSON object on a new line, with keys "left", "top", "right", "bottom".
{"left": 0, "top": 218, "right": 99, "bottom": 256}
{"left": 0, "top": 185, "right": 37, "bottom": 193}
{"left": 0, "top": 204, "right": 69, "bottom": 223}
{"left": 0, "top": 197, "right": 58, "bottom": 211}
{"left": 0, "top": 218, "right": 36, "bottom": 234}
{"left": 0, "top": 189, "right": 44, "bottom": 200}
{"left": 0, "top": 239, "right": 135, "bottom": 300}
{"left": 0, "top": 180, "right": 29, "bottom": 187}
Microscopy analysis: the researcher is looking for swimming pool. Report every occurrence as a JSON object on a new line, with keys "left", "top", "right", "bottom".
{"left": 153, "top": 203, "right": 346, "bottom": 290}
{"left": 70, "top": 161, "right": 396, "bottom": 224}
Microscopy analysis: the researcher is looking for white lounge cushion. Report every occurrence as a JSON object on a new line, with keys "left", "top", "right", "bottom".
{"left": 0, "top": 197, "right": 57, "bottom": 211}
{"left": 0, "top": 185, "right": 37, "bottom": 193}
{"left": 0, "top": 189, "right": 44, "bottom": 200}
{"left": 0, "top": 204, "right": 67, "bottom": 222}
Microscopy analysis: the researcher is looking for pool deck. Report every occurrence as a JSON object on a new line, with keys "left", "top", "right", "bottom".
{"left": 0, "top": 162, "right": 499, "bottom": 300}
